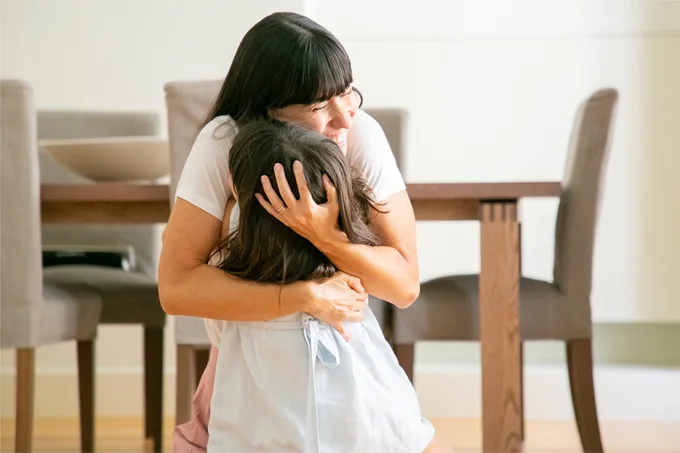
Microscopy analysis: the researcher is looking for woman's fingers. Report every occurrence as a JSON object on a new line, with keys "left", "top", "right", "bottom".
{"left": 341, "top": 272, "right": 365, "bottom": 294}
{"left": 255, "top": 193, "right": 288, "bottom": 226}
{"left": 322, "top": 174, "right": 337, "bottom": 206}
{"left": 350, "top": 298, "right": 368, "bottom": 311}
{"left": 333, "top": 271, "right": 365, "bottom": 294}
{"left": 293, "top": 161, "right": 314, "bottom": 204}
{"left": 333, "top": 321, "right": 350, "bottom": 341}
{"left": 273, "top": 163, "right": 298, "bottom": 208}
{"left": 331, "top": 309, "right": 365, "bottom": 341}
{"left": 342, "top": 309, "right": 365, "bottom": 323}
{"left": 260, "top": 175, "right": 286, "bottom": 211}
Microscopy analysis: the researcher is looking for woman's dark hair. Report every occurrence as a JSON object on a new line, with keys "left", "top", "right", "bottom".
{"left": 207, "top": 12, "right": 362, "bottom": 124}
{"left": 213, "top": 119, "right": 382, "bottom": 284}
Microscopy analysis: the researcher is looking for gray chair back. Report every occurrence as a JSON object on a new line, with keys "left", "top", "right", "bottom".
{"left": 164, "top": 80, "right": 222, "bottom": 346}
{"left": 363, "top": 108, "right": 408, "bottom": 174}
{"left": 1, "top": 80, "right": 44, "bottom": 347}
{"left": 165, "top": 80, "right": 222, "bottom": 207}
{"left": 553, "top": 89, "right": 618, "bottom": 314}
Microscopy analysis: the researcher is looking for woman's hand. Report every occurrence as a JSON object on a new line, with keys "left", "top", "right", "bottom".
{"left": 284, "top": 271, "right": 368, "bottom": 340}
{"left": 255, "top": 161, "right": 339, "bottom": 244}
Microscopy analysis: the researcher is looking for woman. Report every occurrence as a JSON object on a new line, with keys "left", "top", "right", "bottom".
{"left": 159, "top": 11, "right": 453, "bottom": 453}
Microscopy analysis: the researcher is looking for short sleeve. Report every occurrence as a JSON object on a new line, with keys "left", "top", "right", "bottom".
{"left": 347, "top": 110, "right": 406, "bottom": 202}
{"left": 174, "top": 116, "right": 236, "bottom": 220}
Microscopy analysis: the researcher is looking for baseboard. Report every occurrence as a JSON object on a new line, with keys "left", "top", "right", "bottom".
{"left": 0, "top": 367, "right": 179, "bottom": 419}
{"left": 414, "top": 363, "right": 680, "bottom": 422}
{"left": 2, "top": 364, "right": 679, "bottom": 422}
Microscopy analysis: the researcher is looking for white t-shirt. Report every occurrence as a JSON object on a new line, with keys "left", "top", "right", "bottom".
{"left": 174, "top": 109, "right": 406, "bottom": 346}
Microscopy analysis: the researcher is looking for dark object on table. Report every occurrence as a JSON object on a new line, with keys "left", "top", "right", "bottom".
{"left": 42, "top": 245, "right": 135, "bottom": 271}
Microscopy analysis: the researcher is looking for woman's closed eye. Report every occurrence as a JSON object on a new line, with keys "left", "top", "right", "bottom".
{"left": 310, "top": 88, "right": 354, "bottom": 112}
{"left": 311, "top": 102, "right": 329, "bottom": 112}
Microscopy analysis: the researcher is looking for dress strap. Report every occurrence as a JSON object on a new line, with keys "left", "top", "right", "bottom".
{"left": 302, "top": 315, "right": 340, "bottom": 452}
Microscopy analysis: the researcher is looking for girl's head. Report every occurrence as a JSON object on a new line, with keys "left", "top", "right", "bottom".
{"left": 215, "top": 119, "right": 381, "bottom": 283}
{"left": 209, "top": 12, "right": 361, "bottom": 152}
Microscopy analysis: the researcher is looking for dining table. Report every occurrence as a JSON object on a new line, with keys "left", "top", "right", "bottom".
{"left": 41, "top": 180, "right": 562, "bottom": 453}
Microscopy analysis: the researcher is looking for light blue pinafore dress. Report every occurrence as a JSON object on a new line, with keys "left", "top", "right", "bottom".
{"left": 206, "top": 205, "right": 434, "bottom": 453}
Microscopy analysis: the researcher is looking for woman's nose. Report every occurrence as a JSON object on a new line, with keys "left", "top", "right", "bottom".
{"left": 330, "top": 103, "right": 354, "bottom": 129}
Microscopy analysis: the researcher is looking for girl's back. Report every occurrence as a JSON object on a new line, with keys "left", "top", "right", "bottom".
{"left": 206, "top": 120, "right": 435, "bottom": 453}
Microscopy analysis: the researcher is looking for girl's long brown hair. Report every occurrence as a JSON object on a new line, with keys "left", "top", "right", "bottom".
{"left": 213, "top": 119, "right": 383, "bottom": 284}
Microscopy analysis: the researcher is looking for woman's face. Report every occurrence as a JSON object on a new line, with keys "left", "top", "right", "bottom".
{"left": 269, "top": 87, "right": 360, "bottom": 154}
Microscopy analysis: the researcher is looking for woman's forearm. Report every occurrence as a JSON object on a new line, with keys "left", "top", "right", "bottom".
{"left": 158, "top": 262, "right": 305, "bottom": 321}
{"left": 315, "top": 230, "right": 419, "bottom": 308}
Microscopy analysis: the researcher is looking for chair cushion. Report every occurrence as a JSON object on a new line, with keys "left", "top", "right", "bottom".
{"left": 394, "top": 274, "right": 591, "bottom": 344}
{"left": 1, "top": 282, "right": 102, "bottom": 349}
{"left": 43, "top": 266, "right": 165, "bottom": 328}
{"left": 40, "top": 282, "right": 103, "bottom": 345}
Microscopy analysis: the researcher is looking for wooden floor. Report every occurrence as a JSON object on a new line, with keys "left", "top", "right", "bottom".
{"left": 1, "top": 417, "right": 679, "bottom": 452}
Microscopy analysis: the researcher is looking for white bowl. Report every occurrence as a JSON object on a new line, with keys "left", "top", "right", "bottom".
{"left": 40, "top": 136, "right": 170, "bottom": 182}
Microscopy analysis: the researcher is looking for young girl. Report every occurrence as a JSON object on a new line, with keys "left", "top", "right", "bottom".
{"left": 204, "top": 119, "right": 447, "bottom": 452}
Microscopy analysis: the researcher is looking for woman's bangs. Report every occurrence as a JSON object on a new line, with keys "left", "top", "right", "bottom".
{"left": 306, "top": 40, "right": 353, "bottom": 103}
{"left": 273, "top": 39, "right": 353, "bottom": 107}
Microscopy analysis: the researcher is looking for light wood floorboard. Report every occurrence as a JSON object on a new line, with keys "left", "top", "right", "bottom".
{"left": 1, "top": 417, "right": 678, "bottom": 452}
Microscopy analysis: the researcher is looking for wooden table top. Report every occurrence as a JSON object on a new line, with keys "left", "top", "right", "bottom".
{"left": 41, "top": 181, "right": 562, "bottom": 202}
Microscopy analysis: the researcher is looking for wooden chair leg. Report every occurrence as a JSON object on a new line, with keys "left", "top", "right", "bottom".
{"left": 395, "top": 343, "right": 415, "bottom": 384}
{"left": 144, "top": 326, "right": 164, "bottom": 453}
{"left": 176, "top": 345, "right": 197, "bottom": 426}
{"left": 567, "top": 338, "right": 604, "bottom": 453}
{"left": 15, "top": 348, "right": 35, "bottom": 453}
{"left": 194, "top": 348, "right": 210, "bottom": 383}
{"left": 77, "top": 340, "right": 95, "bottom": 453}
{"left": 518, "top": 225, "right": 526, "bottom": 441}
{"left": 520, "top": 341, "right": 525, "bottom": 441}
{"left": 383, "top": 303, "right": 396, "bottom": 350}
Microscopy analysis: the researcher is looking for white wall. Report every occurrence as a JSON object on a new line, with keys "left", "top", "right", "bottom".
{"left": 1, "top": 0, "right": 679, "bottom": 418}
{"left": 1, "top": 0, "right": 303, "bottom": 129}
{"left": 307, "top": 0, "right": 680, "bottom": 322}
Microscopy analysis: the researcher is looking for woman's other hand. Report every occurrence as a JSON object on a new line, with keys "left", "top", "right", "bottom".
{"left": 255, "top": 161, "right": 338, "bottom": 243}
{"left": 282, "top": 271, "right": 367, "bottom": 340}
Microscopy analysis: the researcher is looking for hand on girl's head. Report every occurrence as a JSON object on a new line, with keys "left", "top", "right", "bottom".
{"left": 221, "top": 119, "right": 380, "bottom": 287}
{"left": 255, "top": 160, "right": 341, "bottom": 244}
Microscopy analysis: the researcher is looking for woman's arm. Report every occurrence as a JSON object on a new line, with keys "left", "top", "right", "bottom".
{"left": 258, "top": 164, "right": 418, "bottom": 308}
{"left": 315, "top": 190, "right": 419, "bottom": 308}
{"left": 159, "top": 198, "right": 300, "bottom": 320}
{"left": 158, "top": 198, "right": 368, "bottom": 337}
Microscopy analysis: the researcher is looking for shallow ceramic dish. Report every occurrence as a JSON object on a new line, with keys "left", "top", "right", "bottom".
{"left": 40, "top": 136, "right": 169, "bottom": 182}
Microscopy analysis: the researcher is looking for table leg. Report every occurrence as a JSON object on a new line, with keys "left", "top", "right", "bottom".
{"left": 479, "top": 201, "right": 523, "bottom": 453}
